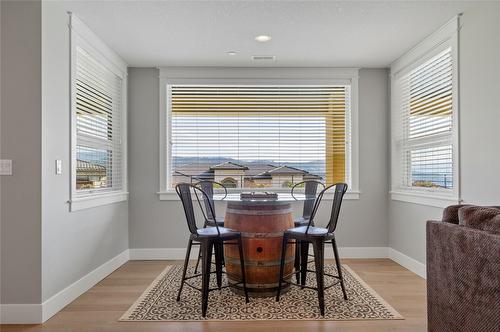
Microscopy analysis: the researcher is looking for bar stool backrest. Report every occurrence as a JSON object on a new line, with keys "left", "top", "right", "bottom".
{"left": 175, "top": 183, "right": 220, "bottom": 235}
{"left": 291, "top": 180, "right": 325, "bottom": 221}
{"left": 306, "top": 183, "right": 348, "bottom": 234}
{"left": 195, "top": 180, "right": 227, "bottom": 222}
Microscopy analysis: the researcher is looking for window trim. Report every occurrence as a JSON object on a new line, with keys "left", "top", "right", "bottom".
{"left": 69, "top": 14, "right": 128, "bottom": 211}
{"left": 157, "top": 67, "right": 360, "bottom": 200}
{"left": 390, "top": 16, "right": 461, "bottom": 207}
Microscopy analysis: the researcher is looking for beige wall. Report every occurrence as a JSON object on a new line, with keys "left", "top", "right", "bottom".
{"left": 214, "top": 169, "right": 245, "bottom": 188}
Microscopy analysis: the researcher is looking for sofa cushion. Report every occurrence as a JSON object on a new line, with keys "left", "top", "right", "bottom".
{"left": 442, "top": 204, "right": 471, "bottom": 224}
{"left": 458, "top": 206, "right": 500, "bottom": 234}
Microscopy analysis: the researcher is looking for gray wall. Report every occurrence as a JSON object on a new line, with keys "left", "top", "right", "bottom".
{"left": 128, "top": 68, "right": 390, "bottom": 249}
{"left": 41, "top": 1, "right": 129, "bottom": 301}
{"left": 0, "top": 0, "right": 42, "bottom": 304}
{"left": 459, "top": 1, "right": 500, "bottom": 205}
{"left": 388, "top": 2, "right": 500, "bottom": 264}
{"left": 388, "top": 202, "right": 441, "bottom": 263}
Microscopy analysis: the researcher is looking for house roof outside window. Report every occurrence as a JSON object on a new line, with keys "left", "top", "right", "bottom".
{"left": 210, "top": 161, "right": 249, "bottom": 171}
{"left": 76, "top": 159, "right": 107, "bottom": 177}
{"left": 264, "top": 165, "right": 307, "bottom": 175}
{"left": 172, "top": 161, "right": 321, "bottom": 182}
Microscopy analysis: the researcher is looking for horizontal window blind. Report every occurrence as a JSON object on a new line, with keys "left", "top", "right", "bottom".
{"left": 75, "top": 46, "right": 123, "bottom": 194}
{"left": 169, "top": 85, "right": 350, "bottom": 189}
{"left": 399, "top": 48, "right": 453, "bottom": 189}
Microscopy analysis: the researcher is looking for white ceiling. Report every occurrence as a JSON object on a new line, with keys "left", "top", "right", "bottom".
{"left": 63, "top": 1, "right": 475, "bottom": 68}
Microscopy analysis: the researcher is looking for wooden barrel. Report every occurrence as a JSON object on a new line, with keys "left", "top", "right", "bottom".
{"left": 224, "top": 201, "right": 295, "bottom": 297}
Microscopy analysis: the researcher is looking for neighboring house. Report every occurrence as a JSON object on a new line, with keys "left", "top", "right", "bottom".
{"left": 172, "top": 161, "right": 321, "bottom": 188}
{"left": 210, "top": 162, "right": 248, "bottom": 188}
{"left": 266, "top": 165, "right": 311, "bottom": 188}
{"left": 76, "top": 159, "right": 107, "bottom": 189}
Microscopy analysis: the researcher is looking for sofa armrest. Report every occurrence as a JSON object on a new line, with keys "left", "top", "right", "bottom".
{"left": 426, "top": 220, "right": 500, "bottom": 332}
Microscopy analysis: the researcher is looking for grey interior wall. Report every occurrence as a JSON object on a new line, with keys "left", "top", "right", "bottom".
{"left": 388, "top": 202, "right": 442, "bottom": 263}
{"left": 128, "top": 68, "right": 389, "bottom": 249}
{"left": 41, "top": 1, "right": 129, "bottom": 301}
{"left": 0, "top": 0, "right": 42, "bottom": 304}
{"left": 388, "top": 2, "right": 500, "bottom": 264}
{"left": 459, "top": 1, "right": 500, "bottom": 205}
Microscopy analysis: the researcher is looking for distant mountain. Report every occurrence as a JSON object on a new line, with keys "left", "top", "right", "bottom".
{"left": 173, "top": 156, "right": 234, "bottom": 166}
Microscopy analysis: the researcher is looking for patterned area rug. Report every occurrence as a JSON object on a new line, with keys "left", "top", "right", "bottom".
{"left": 120, "top": 264, "right": 403, "bottom": 321}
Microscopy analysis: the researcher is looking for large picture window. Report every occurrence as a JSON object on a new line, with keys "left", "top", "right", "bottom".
{"left": 165, "top": 84, "right": 352, "bottom": 191}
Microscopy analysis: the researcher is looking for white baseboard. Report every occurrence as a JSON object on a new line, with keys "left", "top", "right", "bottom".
{"left": 388, "top": 248, "right": 426, "bottom": 279}
{"left": 41, "top": 249, "right": 130, "bottom": 322}
{"left": 0, "top": 249, "right": 129, "bottom": 324}
{"left": 129, "top": 247, "right": 389, "bottom": 260}
{"left": 0, "top": 304, "right": 42, "bottom": 324}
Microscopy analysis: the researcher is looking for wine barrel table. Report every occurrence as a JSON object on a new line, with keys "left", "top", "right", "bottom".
{"left": 223, "top": 199, "right": 296, "bottom": 297}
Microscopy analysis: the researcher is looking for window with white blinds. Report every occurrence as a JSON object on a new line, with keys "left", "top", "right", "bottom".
{"left": 167, "top": 85, "right": 351, "bottom": 190}
{"left": 73, "top": 46, "right": 124, "bottom": 195}
{"left": 397, "top": 48, "right": 454, "bottom": 191}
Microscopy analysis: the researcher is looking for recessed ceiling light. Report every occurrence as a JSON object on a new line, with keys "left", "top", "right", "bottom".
{"left": 226, "top": 51, "right": 237, "bottom": 56}
{"left": 255, "top": 35, "right": 272, "bottom": 42}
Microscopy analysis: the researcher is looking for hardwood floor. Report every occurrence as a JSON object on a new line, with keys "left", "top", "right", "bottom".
{"left": 2, "top": 259, "right": 427, "bottom": 332}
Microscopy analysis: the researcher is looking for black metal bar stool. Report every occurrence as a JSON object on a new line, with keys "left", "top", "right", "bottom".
{"left": 196, "top": 180, "right": 227, "bottom": 227}
{"left": 192, "top": 180, "right": 228, "bottom": 274}
{"left": 290, "top": 180, "right": 325, "bottom": 283}
{"left": 277, "top": 183, "right": 348, "bottom": 316}
{"left": 175, "top": 183, "right": 249, "bottom": 317}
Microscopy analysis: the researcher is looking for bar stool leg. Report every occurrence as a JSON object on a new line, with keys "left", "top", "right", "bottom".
{"left": 194, "top": 250, "right": 202, "bottom": 274}
{"left": 177, "top": 238, "right": 193, "bottom": 301}
{"left": 300, "top": 241, "right": 309, "bottom": 288}
{"left": 214, "top": 241, "right": 223, "bottom": 290}
{"left": 236, "top": 236, "right": 249, "bottom": 303}
{"left": 200, "top": 239, "right": 213, "bottom": 317}
{"left": 332, "top": 238, "right": 348, "bottom": 300}
{"left": 312, "top": 240, "right": 325, "bottom": 316}
{"left": 294, "top": 240, "right": 301, "bottom": 284}
{"left": 276, "top": 234, "right": 288, "bottom": 302}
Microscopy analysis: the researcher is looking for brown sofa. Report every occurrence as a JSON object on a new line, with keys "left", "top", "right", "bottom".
{"left": 427, "top": 205, "right": 500, "bottom": 332}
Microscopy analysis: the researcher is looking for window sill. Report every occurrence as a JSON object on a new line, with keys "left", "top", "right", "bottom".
{"left": 157, "top": 190, "right": 360, "bottom": 201}
{"left": 69, "top": 191, "right": 129, "bottom": 211}
{"left": 390, "top": 190, "right": 459, "bottom": 208}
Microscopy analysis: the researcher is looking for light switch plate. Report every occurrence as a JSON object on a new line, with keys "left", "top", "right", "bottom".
{"left": 0, "top": 159, "right": 13, "bottom": 175}
{"left": 55, "top": 160, "right": 62, "bottom": 175}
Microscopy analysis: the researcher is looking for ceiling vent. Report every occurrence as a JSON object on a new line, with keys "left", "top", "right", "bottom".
{"left": 251, "top": 55, "right": 276, "bottom": 61}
